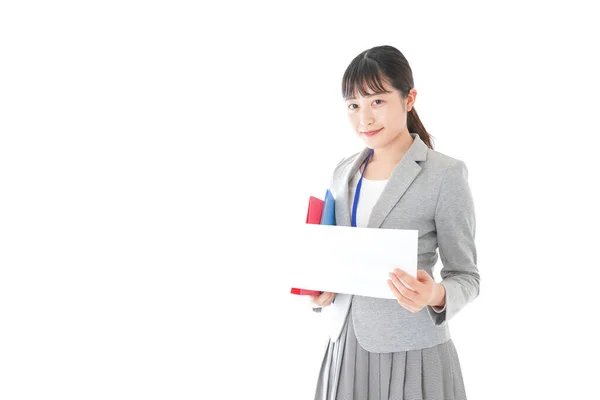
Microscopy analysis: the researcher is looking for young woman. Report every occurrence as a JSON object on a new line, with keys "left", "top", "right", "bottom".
{"left": 309, "top": 45, "right": 480, "bottom": 400}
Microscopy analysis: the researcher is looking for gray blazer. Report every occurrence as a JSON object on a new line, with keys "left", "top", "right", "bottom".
{"left": 313, "top": 133, "right": 480, "bottom": 352}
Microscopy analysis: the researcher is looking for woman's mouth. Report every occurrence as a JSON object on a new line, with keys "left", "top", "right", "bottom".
{"left": 362, "top": 128, "right": 383, "bottom": 137}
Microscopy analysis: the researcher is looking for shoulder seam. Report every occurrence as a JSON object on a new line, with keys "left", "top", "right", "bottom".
{"left": 433, "top": 159, "right": 460, "bottom": 216}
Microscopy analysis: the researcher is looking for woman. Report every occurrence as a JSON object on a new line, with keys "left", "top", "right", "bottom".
{"left": 309, "top": 45, "right": 480, "bottom": 400}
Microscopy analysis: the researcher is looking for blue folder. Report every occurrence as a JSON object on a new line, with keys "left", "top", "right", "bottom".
{"left": 320, "top": 189, "right": 336, "bottom": 226}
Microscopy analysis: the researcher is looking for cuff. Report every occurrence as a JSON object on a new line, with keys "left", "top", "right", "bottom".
{"left": 430, "top": 303, "right": 446, "bottom": 313}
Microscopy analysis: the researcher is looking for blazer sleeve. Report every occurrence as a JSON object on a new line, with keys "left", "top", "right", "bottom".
{"left": 427, "top": 159, "right": 480, "bottom": 325}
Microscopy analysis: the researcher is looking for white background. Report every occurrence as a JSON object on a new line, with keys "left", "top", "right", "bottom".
{"left": 1, "top": 1, "right": 599, "bottom": 399}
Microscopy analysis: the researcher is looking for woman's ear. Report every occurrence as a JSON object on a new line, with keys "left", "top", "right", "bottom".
{"left": 406, "top": 88, "right": 417, "bottom": 112}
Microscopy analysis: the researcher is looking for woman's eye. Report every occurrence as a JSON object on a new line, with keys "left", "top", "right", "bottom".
{"left": 348, "top": 100, "right": 382, "bottom": 110}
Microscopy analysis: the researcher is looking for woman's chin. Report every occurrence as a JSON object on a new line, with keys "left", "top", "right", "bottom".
{"left": 360, "top": 135, "right": 382, "bottom": 147}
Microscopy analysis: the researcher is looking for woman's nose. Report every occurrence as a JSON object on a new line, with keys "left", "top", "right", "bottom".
{"left": 358, "top": 110, "right": 375, "bottom": 129}
{"left": 359, "top": 118, "right": 375, "bottom": 130}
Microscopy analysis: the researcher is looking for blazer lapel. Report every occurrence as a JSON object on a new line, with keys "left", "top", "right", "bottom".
{"left": 335, "top": 147, "right": 372, "bottom": 227}
{"left": 336, "top": 134, "right": 429, "bottom": 229}
{"left": 368, "top": 133, "right": 428, "bottom": 228}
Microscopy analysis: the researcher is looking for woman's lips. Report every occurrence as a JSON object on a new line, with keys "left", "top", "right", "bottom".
{"left": 362, "top": 128, "right": 383, "bottom": 137}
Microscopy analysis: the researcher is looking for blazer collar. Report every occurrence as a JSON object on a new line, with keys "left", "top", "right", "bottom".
{"left": 336, "top": 133, "right": 428, "bottom": 228}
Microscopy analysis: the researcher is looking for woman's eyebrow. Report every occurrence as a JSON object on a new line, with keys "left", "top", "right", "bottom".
{"left": 345, "top": 91, "right": 391, "bottom": 101}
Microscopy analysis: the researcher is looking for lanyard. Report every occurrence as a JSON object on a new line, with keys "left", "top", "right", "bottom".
{"left": 351, "top": 149, "right": 374, "bottom": 227}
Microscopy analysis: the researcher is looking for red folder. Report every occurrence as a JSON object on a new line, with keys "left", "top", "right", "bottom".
{"left": 306, "top": 196, "right": 324, "bottom": 224}
{"left": 290, "top": 196, "right": 325, "bottom": 296}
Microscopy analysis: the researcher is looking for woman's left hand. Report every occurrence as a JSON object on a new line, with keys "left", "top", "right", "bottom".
{"left": 387, "top": 268, "right": 444, "bottom": 313}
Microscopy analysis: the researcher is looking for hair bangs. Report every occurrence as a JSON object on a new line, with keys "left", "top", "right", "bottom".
{"left": 342, "top": 58, "right": 391, "bottom": 100}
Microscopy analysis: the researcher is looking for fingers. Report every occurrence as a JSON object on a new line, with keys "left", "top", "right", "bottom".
{"left": 391, "top": 268, "right": 423, "bottom": 292}
{"left": 387, "top": 275, "right": 416, "bottom": 303}
{"left": 388, "top": 268, "right": 440, "bottom": 314}
{"left": 387, "top": 279, "right": 424, "bottom": 313}
{"left": 309, "top": 292, "right": 336, "bottom": 307}
{"left": 320, "top": 291, "right": 336, "bottom": 306}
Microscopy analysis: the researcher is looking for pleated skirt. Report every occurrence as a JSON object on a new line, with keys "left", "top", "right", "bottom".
{"left": 314, "top": 301, "right": 467, "bottom": 400}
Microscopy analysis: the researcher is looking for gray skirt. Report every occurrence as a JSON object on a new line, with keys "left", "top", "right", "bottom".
{"left": 314, "top": 301, "right": 467, "bottom": 400}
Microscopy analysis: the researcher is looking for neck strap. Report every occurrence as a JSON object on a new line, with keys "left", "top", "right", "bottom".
{"left": 351, "top": 149, "right": 374, "bottom": 227}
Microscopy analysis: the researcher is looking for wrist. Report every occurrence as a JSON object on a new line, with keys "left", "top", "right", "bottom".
{"left": 429, "top": 283, "right": 446, "bottom": 307}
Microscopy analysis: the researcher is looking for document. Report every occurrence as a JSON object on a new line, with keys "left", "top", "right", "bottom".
{"left": 283, "top": 224, "right": 418, "bottom": 299}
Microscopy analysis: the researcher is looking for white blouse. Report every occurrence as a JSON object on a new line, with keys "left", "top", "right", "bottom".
{"left": 348, "top": 170, "right": 388, "bottom": 227}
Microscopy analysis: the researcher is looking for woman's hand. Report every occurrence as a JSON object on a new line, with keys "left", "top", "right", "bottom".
{"left": 387, "top": 268, "right": 445, "bottom": 313}
{"left": 309, "top": 291, "right": 337, "bottom": 307}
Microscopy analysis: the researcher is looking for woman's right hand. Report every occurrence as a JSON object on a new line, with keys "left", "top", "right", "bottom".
{"left": 309, "top": 291, "right": 337, "bottom": 307}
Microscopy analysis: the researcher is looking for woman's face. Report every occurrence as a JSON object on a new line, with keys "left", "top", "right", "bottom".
{"left": 345, "top": 80, "right": 416, "bottom": 149}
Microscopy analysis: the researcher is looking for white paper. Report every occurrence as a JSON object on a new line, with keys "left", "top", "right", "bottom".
{"left": 283, "top": 224, "right": 418, "bottom": 299}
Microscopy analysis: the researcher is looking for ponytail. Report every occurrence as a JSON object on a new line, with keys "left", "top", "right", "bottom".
{"left": 407, "top": 107, "right": 434, "bottom": 150}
